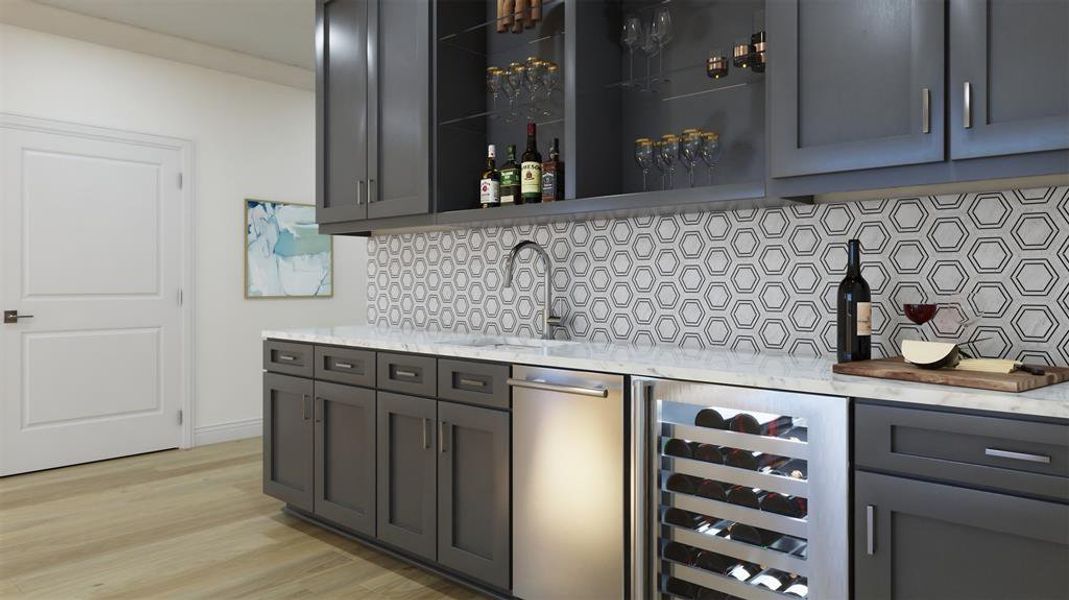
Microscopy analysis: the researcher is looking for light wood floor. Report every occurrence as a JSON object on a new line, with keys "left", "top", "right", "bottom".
{"left": 0, "top": 438, "right": 486, "bottom": 599}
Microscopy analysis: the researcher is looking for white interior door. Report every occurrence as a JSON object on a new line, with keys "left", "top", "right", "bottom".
{"left": 1, "top": 122, "right": 186, "bottom": 476}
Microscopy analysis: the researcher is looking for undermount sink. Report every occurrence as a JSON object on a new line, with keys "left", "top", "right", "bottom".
{"left": 442, "top": 336, "right": 577, "bottom": 350}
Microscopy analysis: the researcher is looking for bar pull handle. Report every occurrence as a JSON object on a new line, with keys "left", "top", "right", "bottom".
{"left": 439, "top": 421, "right": 448, "bottom": 453}
{"left": 921, "top": 87, "right": 930, "bottom": 134}
{"left": 356, "top": 179, "right": 365, "bottom": 205}
{"left": 335, "top": 362, "right": 354, "bottom": 369}
{"left": 421, "top": 418, "right": 430, "bottom": 449}
{"left": 395, "top": 368, "right": 418, "bottom": 379}
{"left": 458, "top": 377, "right": 486, "bottom": 388}
{"left": 963, "top": 81, "right": 972, "bottom": 129}
{"left": 313, "top": 397, "right": 322, "bottom": 423}
{"left": 985, "top": 447, "right": 1051, "bottom": 464}
{"left": 368, "top": 179, "right": 377, "bottom": 204}
{"left": 278, "top": 354, "right": 296, "bottom": 362}
{"left": 866, "top": 505, "right": 876, "bottom": 555}
{"left": 507, "top": 377, "right": 608, "bottom": 398}
{"left": 301, "top": 394, "right": 310, "bottom": 421}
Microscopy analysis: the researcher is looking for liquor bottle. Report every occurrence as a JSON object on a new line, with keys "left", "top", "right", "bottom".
{"left": 499, "top": 144, "right": 520, "bottom": 205}
{"left": 479, "top": 145, "right": 501, "bottom": 208}
{"left": 520, "top": 122, "right": 542, "bottom": 203}
{"left": 663, "top": 438, "right": 692, "bottom": 459}
{"left": 695, "top": 479, "right": 727, "bottom": 501}
{"left": 694, "top": 550, "right": 739, "bottom": 575}
{"left": 692, "top": 443, "right": 724, "bottom": 464}
{"left": 837, "top": 239, "right": 872, "bottom": 362}
{"left": 662, "top": 541, "right": 698, "bottom": 565}
{"left": 665, "top": 473, "right": 698, "bottom": 495}
{"left": 541, "top": 137, "right": 563, "bottom": 202}
{"left": 694, "top": 407, "right": 726, "bottom": 429}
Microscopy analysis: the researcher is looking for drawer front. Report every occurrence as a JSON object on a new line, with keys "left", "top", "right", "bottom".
{"left": 377, "top": 352, "right": 437, "bottom": 397}
{"left": 263, "top": 340, "right": 314, "bottom": 377}
{"left": 315, "top": 346, "right": 375, "bottom": 387}
{"left": 437, "top": 359, "right": 510, "bottom": 410}
{"left": 855, "top": 402, "right": 1069, "bottom": 501}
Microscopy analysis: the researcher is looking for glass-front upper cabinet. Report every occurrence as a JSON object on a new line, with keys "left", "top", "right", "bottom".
{"left": 435, "top": 0, "right": 767, "bottom": 215}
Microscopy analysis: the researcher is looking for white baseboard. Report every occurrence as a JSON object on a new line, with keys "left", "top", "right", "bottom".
{"left": 193, "top": 418, "right": 262, "bottom": 446}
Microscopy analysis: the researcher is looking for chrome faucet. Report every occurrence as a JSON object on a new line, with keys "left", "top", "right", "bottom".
{"left": 504, "top": 240, "right": 562, "bottom": 340}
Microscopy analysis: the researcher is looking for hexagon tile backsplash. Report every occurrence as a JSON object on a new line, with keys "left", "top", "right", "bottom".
{"left": 368, "top": 187, "right": 1069, "bottom": 365}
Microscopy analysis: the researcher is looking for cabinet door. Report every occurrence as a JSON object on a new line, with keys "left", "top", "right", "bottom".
{"left": 949, "top": 0, "right": 1069, "bottom": 159}
{"left": 769, "top": 0, "right": 944, "bottom": 177}
{"left": 263, "top": 373, "right": 314, "bottom": 512}
{"left": 314, "top": 381, "right": 375, "bottom": 536}
{"left": 376, "top": 391, "right": 437, "bottom": 560}
{"left": 855, "top": 471, "right": 1069, "bottom": 599}
{"left": 366, "top": 0, "right": 431, "bottom": 220}
{"left": 316, "top": 0, "right": 369, "bottom": 224}
{"left": 437, "top": 402, "right": 510, "bottom": 590}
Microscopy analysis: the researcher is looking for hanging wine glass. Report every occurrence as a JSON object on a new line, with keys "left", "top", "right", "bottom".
{"left": 699, "top": 131, "right": 722, "bottom": 185}
{"left": 651, "top": 7, "right": 673, "bottom": 85}
{"left": 621, "top": 15, "right": 643, "bottom": 88}
{"left": 680, "top": 129, "right": 702, "bottom": 187}
{"left": 660, "top": 133, "right": 680, "bottom": 189}
{"left": 486, "top": 66, "right": 504, "bottom": 111}
{"left": 634, "top": 138, "right": 653, "bottom": 192}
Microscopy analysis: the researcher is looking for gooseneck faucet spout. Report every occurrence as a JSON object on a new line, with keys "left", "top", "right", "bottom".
{"left": 504, "top": 240, "right": 562, "bottom": 340}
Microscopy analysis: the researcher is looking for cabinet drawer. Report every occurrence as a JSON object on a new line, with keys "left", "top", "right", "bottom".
{"left": 377, "top": 352, "right": 436, "bottom": 397}
{"left": 315, "top": 346, "right": 375, "bottom": 387}
{"left": 263, "top": 340, "right": 314, "bottom": 377}
{"left": 855, "top": 402, "right": 1069, "bottom": 501}
{"left": 437, "top": 359, "right": 509, "bottom": 410}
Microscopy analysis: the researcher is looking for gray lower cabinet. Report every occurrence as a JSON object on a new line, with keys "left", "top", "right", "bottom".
{"left": 437, "top": 401, "right": 510, "bottom": 591}
{"left": 314, "top": 381, "right": 376, "bottom": 536}
{"left": 376, "top": 391, "right": 437, "bottom": 561}
{"left": 769, "top": 0, "right": 945, "bottom": 177}
{"left": 949, "top": 0, "right": 1069, "bottom": 159}
{"left": 855, "top": 470, "right": 1069, "bottom": 599}
{"left": 263, "top": 373, "right": 315, "bottom": 512}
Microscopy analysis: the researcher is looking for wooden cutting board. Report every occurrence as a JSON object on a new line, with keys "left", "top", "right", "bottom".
{"left": 832, "top": 357, "right": 1069, "bottom": 393}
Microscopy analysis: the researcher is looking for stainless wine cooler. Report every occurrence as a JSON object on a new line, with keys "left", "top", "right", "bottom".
{"left": 633, "top": 378, "right": 849, "bottom": 600}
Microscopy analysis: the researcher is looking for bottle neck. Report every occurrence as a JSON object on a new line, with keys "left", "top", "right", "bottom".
{"left": 846, "top": 241, "right": 862, "bottom": 277}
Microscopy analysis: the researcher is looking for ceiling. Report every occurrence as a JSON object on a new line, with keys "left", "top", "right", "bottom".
{"left": 30, "top": 0, "right": 315, "bottom": 70}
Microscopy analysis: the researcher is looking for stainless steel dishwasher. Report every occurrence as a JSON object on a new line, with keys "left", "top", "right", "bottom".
{"left": 509, "top": 366, "right": 629, "bottom": 600}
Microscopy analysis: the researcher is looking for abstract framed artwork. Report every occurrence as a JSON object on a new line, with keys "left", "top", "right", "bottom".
{"left": 245, "top": 199, "right": 333, "bottom": 298}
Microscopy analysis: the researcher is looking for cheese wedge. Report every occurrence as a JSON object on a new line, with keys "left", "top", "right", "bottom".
{"left": 954, "top": 358, "right": 1018, "bottom": 374}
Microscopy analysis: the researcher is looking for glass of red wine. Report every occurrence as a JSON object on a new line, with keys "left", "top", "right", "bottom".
{"left": 903, "top": 303, "right": 939, "bottom": 326}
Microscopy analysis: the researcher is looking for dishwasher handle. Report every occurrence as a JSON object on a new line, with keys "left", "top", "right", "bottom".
{"left": 507, "top": 377, "right": 609, "bottom": 398}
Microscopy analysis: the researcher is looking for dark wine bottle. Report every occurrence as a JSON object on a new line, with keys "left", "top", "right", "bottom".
{"left": 694, "top": 408, "right": 727, "bottom": 429}
{"left": 723, "top": 448, "right": 759, "bottom": 471}
{"left": 727, "top": 522, "right": 781, "bottom": 547}
{"left": 837, "top": 239, "right": 872, "bottom": 362}
{"left": 693, "top": 550, "right": 739, "bottom": 575}
{"left": 662, "top": 541, "right": 698, "bottom": 565}
{"left": 692, "top": 443, "right": 725, "bottom": 464}
{"left": 663, "top": 438, "right": 692, "bottom": 459}
{"left": 520, "top": 122, "right": 542, "bottom": 204}
{"left": 759, "top": 491, "right": 807, "bottom": 518}
{"left": 752, "top": 569, "right": 797, "bottom": 592}
{"left": 664, "top": 577, "right": 698, "bottom": 599}
{"left": 665, "top": 473, "right": 699, "bottom": 495}
{"left": 726, "top": 561, "right": 762, "bottom": 582}
{"left": 725, "top": 485, "right": 764, "bottom": 509}
{"left": 695, "top": 587, "right": 729, "bottom": 600}
{"left": 664, "top": 508, "right": 708, "bottom": 530}
{"left": 696, "top": 479, "right": 728, "bottom": 501}
{"left": 499, "top": 145, "right": 520, "bottom": 205}
{"left": 727, "top": 412, "right": 794, "bottom": 437}
{"left": 763, "top": 458, "right": 808, "bottom": 480}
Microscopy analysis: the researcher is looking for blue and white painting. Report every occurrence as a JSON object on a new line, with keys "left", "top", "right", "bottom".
{"left": 246, "top": 200, "right": 332, "bottom": 298}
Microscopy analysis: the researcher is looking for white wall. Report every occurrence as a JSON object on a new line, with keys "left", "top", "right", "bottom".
{"left": 0, "top": 24, "right": 367, "bottom": 442}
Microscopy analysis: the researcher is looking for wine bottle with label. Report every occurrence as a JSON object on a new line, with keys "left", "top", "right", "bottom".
{"left": 479, "top": 144, "right": 501, "bottom": 208}
{"left": 837, "top": 238, "right": 872, "bottom": 362}
{"left": 520, "top": 122, "right": 542, "bottom": 204}
{"left": 499, "top": 144, "right": 520, "bottom": 205}
{"left": 541, "top": 137, "right": 563, "bottom": 202}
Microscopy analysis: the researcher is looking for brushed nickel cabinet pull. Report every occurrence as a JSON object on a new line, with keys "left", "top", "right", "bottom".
{"left": 335, "top": 362, "right": 354, "bottom": 369}
{"left": 278, "top": 354, "right": 296, "bottom": 362}
{"left": 866, "top": 505, "right": 876, "bottom": 555}
{"left": 921, "top": 87, "right": 930, "bottom": 134}
{"left": 421, "top": 418, "right": 430, "bottom": 449}
{"left": 314, "top": 397, "right": 323, "bottom": 423}
{"left": 963, "top": 81, "right": 972, "bottom": 129}
{"left": 507, "top": 378, "right": 609, "bottom": 398}
{"left": 301, "top": 394, "right": 310, "bottom": 421}
{"left": 985, "top": 447, "right": 1051, "bottom": 464}
{"left": 458, "top": 377, "right": 485, "bottom": 388}
{"left": 395, "top": 368, "right": 417, "bottom": 379}
{"left": 439, "top": 421, "right": 447, "bottom": 453}
{"left": 356, "top": 180, "right": 365, "bottom": 205}
{"left": 368, "top": 179, "right": 377, "bottom": 203}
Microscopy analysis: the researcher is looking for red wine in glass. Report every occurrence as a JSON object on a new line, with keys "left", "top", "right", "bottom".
{"left": 904, "top": 303, "right": 939, "bottom": 325}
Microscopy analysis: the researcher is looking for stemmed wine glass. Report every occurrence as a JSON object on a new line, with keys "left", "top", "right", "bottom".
{"left": 650, "top": 7, "right": 673, "bottom": 86}
{"left": 660, "top": 134, "right": 680, "bottom": 189}
{"left": 505, "top": 62, "right": 526, "bottom": 122}
{"left": 641, "top": 26, "right": 658, "bottom": 91}
{"left": 525, "top": 57, "right": 545, "bottom": 119}
{"left": 699, "top": 131, "right": 722, "bottom": 184}
{"left": 634, "top": 138, "right": 653, "bottom": 191}
{"left": 621, "top": 15, "right": 643, "bottom": 88}
{"left": 680, "top": 129, "right": 702, "bottom": 187}
{"left": 540, "top": 61, "right": 560, "bottom": 116}
{"left": 651, "top": 139, "right": 668, "bottom": 189}
{"left": 486, "top": 66, "right": 504, "bottom": 111}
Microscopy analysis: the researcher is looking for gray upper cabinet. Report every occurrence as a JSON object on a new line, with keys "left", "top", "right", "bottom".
{"left": 317, "top": 0, "right": 369, "bottom": 224}
{"left": 263, "top": 373, "right": 315, "bottom": 512}
{"left": 949, "top": 0, "right": 1069, "bottom": 159}
{"left": 376, "top": 391, "right": 437, "bottom": 560}
{"left": 854, "top": 470, "right": 1069, "bottom": 599}
{"left": 314, "top": 381, "right": 376, "bottom": 536}
{"left": 367, "top": 0, "right": 431, "bottom": 220}
{"left": 769, "top": 0, "right": 945, "bottom": 177}
{"left": 437, "top": 401, "right": 510, "bottom": 591}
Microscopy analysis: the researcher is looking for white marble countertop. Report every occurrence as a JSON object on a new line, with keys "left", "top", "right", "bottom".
{"left": 263, "top": 325, "right": 1069, "bottom": 420}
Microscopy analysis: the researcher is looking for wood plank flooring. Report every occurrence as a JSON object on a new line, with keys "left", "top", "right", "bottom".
{"left": 0, "top": 438, "right": 486, "bottom": 599}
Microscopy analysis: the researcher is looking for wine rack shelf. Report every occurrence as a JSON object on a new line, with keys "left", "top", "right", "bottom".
{"left": 664, "top": 490, "right": 808, "bottom": 541}
{"left": 667, "top": 562, "right": 789, "bottom": 600}
{"left": 664, "top": 456, "right": 807, "bottom": 498}
{"left": 663, "top": 422, "right": 809, "bottom": 459}
{"left": 664, "top": 523, "right": 809, "bottom": 576}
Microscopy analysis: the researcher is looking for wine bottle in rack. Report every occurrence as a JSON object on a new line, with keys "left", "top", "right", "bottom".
{"left": 662, "top": 541, "right": 699, "bottom": 565}
{"left": 692, "top": 443, "right": 725, "bottom": 464}
{"left": 664, "top": 577, "right": 697, "bottom": 599}
{"left": 665, "top": 473, "right": 699, "bottom": 495}
{"left": 763, "top": 458, "right": 808, "bottom": 480}
{"left": 759, "top": 491, "right": 807, "bottom": 518}
{"left": 695, "top": 587, "right": 730, "bottom": 600}
{"left": 664, "top": 508, "right": 709, "bottom": 530}
{"left": 784, "top": 579, "right": 810, "bottom": 598}
{"left": 837, "top": 238, "right": 872, "bottom": 362}
{"left": 727, "top": 412, "right": 794, "bottom": 437}
{"left": 663, "top": 438, "right": 693, "bottom": 459}
{"left": 725, "top": 485, "right": 764, "bottom": 509}
{"left": 726, "top": 561, "right": 762, "bottom": 582}
{"left": 723, "top": 448, "right": 759, "bottom": 471}
{"left": 693, "top": 550, "right": 739, "bottom": 575}
{"left": 696, "top": 479, "right": 728, "bottom": 502}
{"left": 752, "top": 569, "right": 798, "bottom": 592}
{"left": 726, "top": 522, "right": 782, "bottom": 547}
{"left": 694, "top": 408, "right": 727, "bottom": 429}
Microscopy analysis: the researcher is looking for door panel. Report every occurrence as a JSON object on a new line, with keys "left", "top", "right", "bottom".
{"left": 263, "top": 373, "right": 314, "bottom": 512}
{"left": 854, "top": 471, "right": 1069, "bottom": 599}
{"left": 315, "top": 381, "right": 376, "bottom": 535}
{"left": 376, "top": 391, "right": 436, "bottom": 560}
{"left": 949, "top": 0, "right": 1069, "bottom": 158}
{"left": 769, "top": 0, "right": 945, "bottom": 177}
{"left": 317, "top": 0, "right": 369, "bottom": 224}
{"left": 437, "top": 401, "right": 510, "bottom": 590}
{"left": 0, "top": 124, "right": 184, "bottom": 476}
{"left": 367, "top": 0, "right": 430, "bottom": 219}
